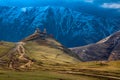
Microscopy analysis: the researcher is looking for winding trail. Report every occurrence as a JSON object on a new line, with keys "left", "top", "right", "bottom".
{"left": 16, "top": 42, "right": 27, "bottom": 60}
{"left": 9, "top": 42, "right": 33, "bottom": 69}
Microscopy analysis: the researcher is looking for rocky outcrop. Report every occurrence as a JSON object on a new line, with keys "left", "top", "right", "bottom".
{"left": 70, "top": 31, "right": 120, "bottom": 61}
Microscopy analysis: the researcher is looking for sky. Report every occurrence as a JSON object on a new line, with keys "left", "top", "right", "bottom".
{"left": 0, "top": 0, "right": 120, "bottom": 17}
{"left": 0, "top": 0, "right": 119, "bottom": 7}
{"left": 0, "top": 0, "right": 120, "bottom": 9}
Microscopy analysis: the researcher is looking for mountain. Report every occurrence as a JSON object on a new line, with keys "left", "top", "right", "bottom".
{"left": 0, "top": 29, "right": 80, "bottom": 69}
{"left": 70, "top": 31, "right": 120, "bottom": 61}
{"left": 0, "top": 6, "right": 120, "bottom": 47}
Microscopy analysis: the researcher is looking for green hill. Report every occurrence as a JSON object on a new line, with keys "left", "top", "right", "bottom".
{"left": 0, "top": 30, "right": 80, "bottom": 69}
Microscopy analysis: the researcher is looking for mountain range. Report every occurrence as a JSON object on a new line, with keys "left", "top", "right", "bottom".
{"left": 70, "top": 31, "right": 120, "bottom": 61}
{"left": 0, "top": 1, "right": 120, "bottom": 80}
{"left": 0, "top": 6, "right": 120, "bottom": 47}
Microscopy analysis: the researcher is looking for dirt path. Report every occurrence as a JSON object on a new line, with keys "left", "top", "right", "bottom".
{"left": 16, "top": 42, "right": 27, "bottom": 60}
{"left": 9, "top": 42, "right": 33, "bottom": 69}
{"left": 60, "top": 70, "right": 120, "bottom": 80}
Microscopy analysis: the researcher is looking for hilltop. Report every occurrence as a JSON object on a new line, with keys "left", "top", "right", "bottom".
{"left": 0, "top": 28, "right": 80, "bottom": 69}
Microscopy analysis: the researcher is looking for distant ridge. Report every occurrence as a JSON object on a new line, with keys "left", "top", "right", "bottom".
{"left": 70, "top": 31, "right": 120, "bottom": 61}
{"left": 0, "top": 6, "right": 119, "bottom": 47}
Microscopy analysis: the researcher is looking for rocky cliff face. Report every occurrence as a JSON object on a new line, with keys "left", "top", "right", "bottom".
{"left": 0, "top": 6, "right": 120, "bottom": 47}
{"left": 70, "top": 31, "right": 120, "bottom": 61}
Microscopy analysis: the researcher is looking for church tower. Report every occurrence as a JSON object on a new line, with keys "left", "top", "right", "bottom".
{"left": 34, "top": 28, "right": 41, "bottom": 34}
{"left": 43, "top": 28, "right": 47, "bottom": 34}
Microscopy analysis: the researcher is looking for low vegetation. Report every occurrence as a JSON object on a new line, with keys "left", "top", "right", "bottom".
{"left": 0, "top": 70, "right": 102, "bottom": 80}
{"left": 0, "top": 61, "right": 120, "bottom": 80}
{"left": 0, "top": 37, "right": 120, "bottom": 80}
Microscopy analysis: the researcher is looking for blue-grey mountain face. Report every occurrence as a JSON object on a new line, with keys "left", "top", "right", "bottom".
{"left": 0, "top": 6, "right": 120, "bottom": 47}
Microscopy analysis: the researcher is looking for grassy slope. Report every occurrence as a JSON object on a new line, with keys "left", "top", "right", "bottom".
{"left": 24, "top": 39, "right": 79, "bottom": 65}
{"left": 0, "top": 70, "right": 103, "bottom": 80}
{"left": 0, "top": 41, "right": 120, "bottom": 79}
{"left": 61, "top": 61, "right": 120, "bottom": 79}
{"left": 0, "top": 41, "right": 15, "bottom": 56}
{"left": 0, "top": 61, "right": 120, "bottom": 80}
{"left": 0, "top": 42, "right": 15, "bottom": 68}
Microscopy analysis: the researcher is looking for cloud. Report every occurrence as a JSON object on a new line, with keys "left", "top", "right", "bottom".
{"left": 21, "top": 8, "right": 27, "bottom": 12}
{"left": 101, "top": 3, "right": 120, "bottom": 9}
{"left": 84, "top": 0, "right": 94, "bottom": 3}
